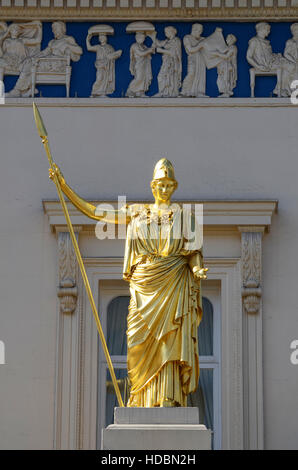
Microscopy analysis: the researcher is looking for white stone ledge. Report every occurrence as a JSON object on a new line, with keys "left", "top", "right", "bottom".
{"left": 114, "top": 407, "right": 200, "bottom": 424}
{"left": 43, "top": 199, "right": 278, "bottom": 232}
{"left": 1, "top": 97, "right": 295, "bottom": 108}
{"left": 102, "top": 424, "right": 211, "bottom": 450}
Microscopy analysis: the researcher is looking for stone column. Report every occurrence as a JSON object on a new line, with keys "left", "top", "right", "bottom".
{"left": 54, "top": 227, "right": 84, "bottom": 449}
{"left": 239, "top": 226, "right": 265, "bottom": 450}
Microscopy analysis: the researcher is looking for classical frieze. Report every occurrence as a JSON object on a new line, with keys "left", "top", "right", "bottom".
{"left": 1, "top": 19, "right": 297, "bottom": 98}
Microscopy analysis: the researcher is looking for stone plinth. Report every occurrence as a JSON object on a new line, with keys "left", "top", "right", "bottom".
{"left": 101, "top": 407, "right": 211, "bottom": 450}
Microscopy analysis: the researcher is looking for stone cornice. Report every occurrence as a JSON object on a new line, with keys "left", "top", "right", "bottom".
{"left": 43, "top": 199, "right": 278, "bottom": 232}
{"left": 0, "top": 4, "right": 298, "bottom": 21}
{"left": 2, "top": 97, "right": 296, "bottom": 107}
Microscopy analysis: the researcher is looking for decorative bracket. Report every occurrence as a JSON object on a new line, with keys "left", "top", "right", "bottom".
{"left": 57, "top": 227, "right": 81, "bottom": 315}
{"left": 239, "top": 226, "right": 265, "bottom": 315}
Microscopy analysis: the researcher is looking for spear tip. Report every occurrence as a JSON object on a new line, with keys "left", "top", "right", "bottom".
{"left": 33, "top": 102, "right": 48, "bottom": 139}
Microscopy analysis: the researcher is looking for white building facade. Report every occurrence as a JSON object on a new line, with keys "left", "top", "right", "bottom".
{"left": 0, "top": 1, "right": 297, "bottom": 450}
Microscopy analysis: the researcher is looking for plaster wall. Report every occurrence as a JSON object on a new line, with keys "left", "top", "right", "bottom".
{"left": 0, "top": 101, "right": 296, "bottom": 449}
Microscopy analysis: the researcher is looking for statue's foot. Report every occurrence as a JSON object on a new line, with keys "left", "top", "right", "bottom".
{"left": 21, "top": 88, "right": 37, "bottom": 98}
{"left": 161, "top": 398, "right": 178, "bottom": 407}
{"left": 280, "top": 89, "right": 290, "bottom": 97}
{"left": 155, "top": 93, "right": 179, "bottom": 98}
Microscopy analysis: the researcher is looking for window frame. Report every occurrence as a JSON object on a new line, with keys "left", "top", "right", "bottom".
{"left": 77, "top": 256, "right": 243, "bottom": 450}
{"left": 97, "top": 278, "right": 222, "bottom": 449}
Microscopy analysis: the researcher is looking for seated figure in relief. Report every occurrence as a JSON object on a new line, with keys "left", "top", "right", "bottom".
{"left": 86, "top": 25, "right": 122, "bottom": 98}
{"left": 246, "top": 22, "right": 294, "bottom": 97}
{"left": 6, "top": 21, "right": 82, "bottom": 97}
{"left": 283, "top": 23, "right": 298, "bottom": 95}
{"left": 0, "top": 21, "right": 42, "bottom": 82}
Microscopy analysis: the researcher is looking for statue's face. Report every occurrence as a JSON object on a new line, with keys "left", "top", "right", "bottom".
{"left": 52, "top": 23, "right": 64, "bottom": 39}
{"left": 226, "top": 35, "right": 236, "bottom": 46}
{"left": 10, "top": 25, "right": 20, "bottom": 39}
{"left": 292, "top": 26, "right": 298, "bottom": 39}
{"left": 136, "top": 32, "right": 145, "bottom": 44}
{"left": 258, "top": 25, "right": 270, "bottom": 38}
{"left": 99, "top": 34, "right": 107, "bottom": 44}
{"left": 151, "top": 178, "right": 177, "bottom": 204}
{"left": 165, "top": 27, "right": 175, "bottom": 39}
{"left": 192, "top": 25, "right": 203, "bottom": 39}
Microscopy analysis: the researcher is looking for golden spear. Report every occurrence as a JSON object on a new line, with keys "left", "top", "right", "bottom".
{"left": 33, "top": 103, "right": 124, "bottom": 408}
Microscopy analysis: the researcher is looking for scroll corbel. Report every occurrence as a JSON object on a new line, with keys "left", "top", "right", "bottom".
{"left": 239, "top": 227, "right": 265, "bottom": 315}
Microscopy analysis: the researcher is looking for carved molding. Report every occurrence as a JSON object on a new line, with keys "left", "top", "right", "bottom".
{"left": 54, "top": 226, "right": 83, "bottom": 449}
{"left": 43, "top": 200, "right": 278, "bottom": 232}
{"left": 1, "top": 5, "right": 298, "bottom": 21}
{"left": 239, "top": 226, "right": 264, "bottom": 315}
{"left": 238, "top": 226, "right": 265, "bottom": 448}
{"left": 57, "top": 229, "right": 80, "bottom": 315}
{"left": 2, "top": 97, "right": 295, "bottom": 107}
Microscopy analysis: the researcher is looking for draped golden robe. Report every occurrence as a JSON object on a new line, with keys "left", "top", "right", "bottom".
{"left": 123, "top": 203, "right": 203, "bottom": 407}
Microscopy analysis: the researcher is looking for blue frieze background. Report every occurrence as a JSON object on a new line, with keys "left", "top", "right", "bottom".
{"left": 3, "top": 21, "right": 295, "bottom": 98}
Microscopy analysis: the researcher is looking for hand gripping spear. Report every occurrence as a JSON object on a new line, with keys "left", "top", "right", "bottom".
{"left": 33, "top": 103, "right": 124, "bottom": 408}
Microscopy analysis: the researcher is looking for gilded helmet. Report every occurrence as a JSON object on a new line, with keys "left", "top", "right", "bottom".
{"left": 152, "top": 158, "right": 177, "bottom": 182}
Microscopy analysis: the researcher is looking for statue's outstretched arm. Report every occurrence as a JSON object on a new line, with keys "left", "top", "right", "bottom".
{"left": 49, "top": 164, "right": 130, "bottom": 224}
